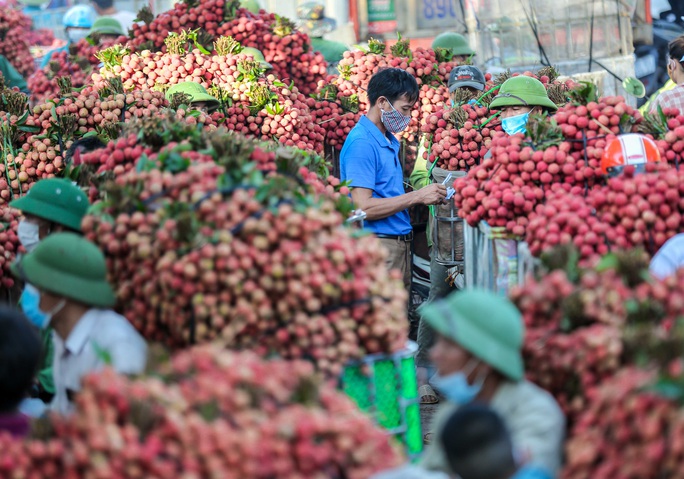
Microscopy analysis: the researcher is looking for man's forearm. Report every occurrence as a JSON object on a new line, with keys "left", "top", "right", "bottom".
{"left": 355, "top": 191, "right": 420, "bottom": 221}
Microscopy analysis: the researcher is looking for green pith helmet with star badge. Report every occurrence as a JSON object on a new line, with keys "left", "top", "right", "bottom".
{"left": 12, "top": 232, "right": 116, "bottom": 308}
{"left": 10, "top": 178, "right": 89, "bottom": 232}
{"left": 490, "top": 76, "right": 558, "bottom": 112}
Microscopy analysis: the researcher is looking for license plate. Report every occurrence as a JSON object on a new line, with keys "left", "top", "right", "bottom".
{"left": 635, "top": 55, "right": 657, "bottom": 78}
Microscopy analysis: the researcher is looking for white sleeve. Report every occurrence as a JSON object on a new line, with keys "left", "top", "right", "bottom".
{"left": 650, "top": 234, "right": 684, "bottom": 279}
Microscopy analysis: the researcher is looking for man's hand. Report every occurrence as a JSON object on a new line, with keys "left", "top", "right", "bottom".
{"left": 419, "top": 183, "right": 448, "bottom": 205}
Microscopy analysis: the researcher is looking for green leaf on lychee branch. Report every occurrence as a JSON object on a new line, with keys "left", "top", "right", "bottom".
{"left": 525, "top": 113, "right": 563, "bottom": 149}
{"left": 367, "top": 38, "right": 386, "bottom": 55}
{"left": 134, "top": 6, "right": 154, "bottom": 25}
{"left": 237, "top": 59, "right": 265, "bottom": 82}
{"left": 56, "top": 76, "right": 73, "bottom": 97}
{"left": 636, "top": 107, "right": 668, "bottom": 139}
{"left": 214, "top": 35, "right": 242, "bottom": 56}
{"left": 1, "top": 91, "right": 29, "bottom": 117}
{"left": 95, "top": 45, "right": 131, "bottom": 70}
{"left": 272, "top": 14, "right": 296, "bottom": 37}
{"left": 194, "top": 30, "right": 214, "bottom": 55}
{"left": 337, "top": 62, "right": 352, "bottom": 80}
{"left": 434, "top": 47, "right": 452, "bottom": 64}
{"left": 568, "top": 80, "right": 598, "bottom": 105}
{"left": 223, "top": 0, "right": 241, "bottom": 21}
{"left": 164, "top": 31, "right": 187, "bottom": 55}
{"left": 313, "top": 82, "right": 338, "bottom": 101}
{"left": 389, "top": 33, "right": 412, "bottom": 61}
{"left": 339, "top": 93, "right": 359, "bottom": 114}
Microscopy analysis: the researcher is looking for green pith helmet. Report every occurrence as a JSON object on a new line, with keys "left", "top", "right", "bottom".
{"left": 88, "top": 16, "right": 124, "bottom": 37}
{"left": 165, "top": 81, "right": 219, "bottom": 107}
{"left": 420, "top": 288, "right": 524, "bottom": 381}
{"left": 240, "top": 0, "right": 260, "bottom": 13}
{"left": 11, "top": 232, "right": 116, "bottom": 308}
{"left": 10, "top": 178, "right": 89, "bottom": 232}
{"left": 432, "top": 32, "right": 475, "bottom": 58}
{"left": 242, "top": 47, "right": 272, "bottom": 69}
{"left": 489, "top": 76, "right": 558, "bottom": 111}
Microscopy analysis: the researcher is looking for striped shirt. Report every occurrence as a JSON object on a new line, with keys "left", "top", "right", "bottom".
{"left": 650, "top": 84, "right": 684, "bottom": 114}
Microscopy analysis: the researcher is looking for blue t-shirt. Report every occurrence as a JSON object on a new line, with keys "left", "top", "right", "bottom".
{"left": 340, "top": 116, "right": 411, "bottom": 235}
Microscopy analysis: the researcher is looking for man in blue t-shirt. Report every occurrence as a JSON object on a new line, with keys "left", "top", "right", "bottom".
{"left": 340, "top": 68, "right": 447, "bottom": 292}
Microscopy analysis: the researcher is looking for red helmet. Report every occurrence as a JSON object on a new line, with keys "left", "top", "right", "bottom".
{"left": 601, "top": 134, "right": 661, "bottom": 176}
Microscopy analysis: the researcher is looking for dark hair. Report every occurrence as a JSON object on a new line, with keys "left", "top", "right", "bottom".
{"left": 440, "top": 403, "right": 517, "bottom": 479}
{"left": 367, "top": 67, "right": 419, "bottom": 107}
{"left": 65, "top": 136, "right": 106, "bottom": 164}
{"left": 91, "top": 0, "right": 114, "bottom": 9}
{"left": 669, "top": 36, "right": 684, "bottom": 63}
{"left": 0, "top": 306, "right": 42, "bottom": 413}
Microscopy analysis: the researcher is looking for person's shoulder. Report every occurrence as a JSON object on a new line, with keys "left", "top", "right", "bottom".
{"left": 500, "top": 380, "right": 562, "bottom": 413}
{"left": 661, "top": 233, "right": 684, "bottom": 248}
{"left": 341, "top": 122, "right": 374, "bottom": 150}
{"left": 658, "top": 87, "right": 684, "bottom": 103}
{"left": 91, "top": 309, "right": 144, "bottom": 341}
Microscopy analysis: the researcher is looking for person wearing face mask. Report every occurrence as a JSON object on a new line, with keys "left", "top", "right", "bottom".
{"left": 419, "top": 288, "right": 564, "bottom": 478}
{"left": 11, "top": 178, "right": 91, "bottom": 405}
{"left": 40, "top": 5, "right": 98, "bottom": 69}
{"left": 409, "top": 64, "right": 487, "bottom": 405}
{"left": 489, "top": 76, "right": 558, "bottom": 137}
{"left": 11, "top": 233, "right": 148, "bottom": 416}
{"left": 340, "top": 67, "right": 448, "bottom": 294}
{"left": 649, "top": 36, "right": 684, "bottom": 114}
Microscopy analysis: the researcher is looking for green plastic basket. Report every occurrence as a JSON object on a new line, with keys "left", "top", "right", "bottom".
{"left": 341, "top": 342, "right": 422, "bottom": 460}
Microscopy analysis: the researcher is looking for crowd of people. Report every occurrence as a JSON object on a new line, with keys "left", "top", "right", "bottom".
{"left": 339, "top": 30, "right": 684, "bottom": 478}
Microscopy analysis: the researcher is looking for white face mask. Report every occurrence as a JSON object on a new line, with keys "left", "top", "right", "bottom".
{"left": 67, "top": 28, "right": 90, "bottom": 43}
{"left": 17, "top": 221, "right": 40, "bottom": 253}
{"left": 38, "top": 297, "right": 67, "bottom": 329}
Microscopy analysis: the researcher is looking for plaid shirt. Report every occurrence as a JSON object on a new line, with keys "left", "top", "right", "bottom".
{"left": 650, "top": 85, "right": 684, "bottom": 114}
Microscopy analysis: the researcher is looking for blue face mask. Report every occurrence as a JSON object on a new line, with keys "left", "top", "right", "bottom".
{"left": 20, "top": 285, "right": 64, "bottom": 330}
{"left": 501, "top": 112, "right": 530, "bottom": 136}
{"left": 21, "top": 284, "right": 49, "bottom": 329}
{"left": 431, "top": 359, "right": 486, "bottom": 405}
